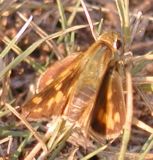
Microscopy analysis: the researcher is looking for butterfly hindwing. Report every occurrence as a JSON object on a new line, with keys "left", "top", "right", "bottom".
{"left": 90, "top": 67, "right": 126, "bottom": 139}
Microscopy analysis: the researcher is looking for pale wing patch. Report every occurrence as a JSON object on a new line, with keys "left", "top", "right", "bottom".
{"left": 54, "top": 83, "right": 62, "bottom": 91}
{"left": 114, "top": 112, "right": 120, "bottom": 123}
{"left": 107, "top": 88, "right": 112, "bottom": 100}
{"left": 32, "top": 97, "right": 43, "bottom": 104}
{"left": 97, "top": 108, "right": 105, "bottom": 124}
{"left": 47, "top": 98, "right": 54, "bottom": 109}
{"left": 107, "top": 101, "right": 114, "bottom": 130}
{"left": 106, "top": 85, "right": 115, "bottom": 130}
{"left": 107, "top": 116, "right": 114, "bottom": 130}
{"left": 45, "top": 79, "right": 54, "bottom": 86}
{"left": 55, "top": 91, "right": 63, "bottom": 103}
{"left": 33, "top": 108, "right": 43, "bottom": 113}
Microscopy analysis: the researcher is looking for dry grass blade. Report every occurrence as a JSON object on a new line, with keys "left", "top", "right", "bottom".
{"left": 80, "top": 0, "right": 98, "bottom": 40}
{"left": 133, "top": 76, "right": 153, "bottom": 84}
{"left": 11, "top": 132, "right": 33, "bottom": 159}
{"left": 67, "top": 148, "right": 78, "bottom": 160}
{"left": 39, "top": 119, "right": 73, "bottom": 160}
{"left": 139, "top": 134, "right": 153, "bottom": 160}
{"left": 67, "top": 0, "right": 81, "bottom": 26}
{"left": 135, "top": 87, "right": 153, "bottom": 114}
{"left": 115, "top": 0, "right": 133, "bottom": 159}
{"left": 133, "top": 117, "right": 153, "bottom": 134}
{"left": 56, "top": 0, "right": 71, "bottom": 54}
{"left": 17, "top": 12, "right": 64, "bottom": 60}
{"left": 132, "top": 52, "right": 153, "bottom": 75}
{"left": 0, "top": 136, "right": 12, "bottom": 155}
{"left": 24, "top": 119, "right": 62, "bottom": 160}
{"left": 119, "top": 64, "right": 133, "bottom": 160}
{"left": 0, "top": 16, "right": 32, "bottom": 59}
{"left": 24, "top": 118, "right": 73, "bottom": 160}
{"left": 5, "top": 103, "right": 47, "bottom": 152}
{"left": 0, "top": 34, "right": 44, "bottom": 73}
{"left": 67, "top": 4, "right": 153, "bottom": 23}
{"left": 24, "top": 129, "right": 52, "bottom": 160}
{"left": 115, "top": 0, "right": 131, "bottom": 50}
{"left": 130, "top": 11, "right": 142, "bottom": 45}
{"left": 81, "top": 140, "right": 114, "bottom": 160}
{"left": 133, "top": 53, "right": 153, "bottom": 62}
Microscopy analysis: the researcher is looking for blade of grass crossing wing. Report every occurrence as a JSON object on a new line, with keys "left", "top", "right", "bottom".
{"left": 0, "top": 16, "right": 32, "bottom": 58}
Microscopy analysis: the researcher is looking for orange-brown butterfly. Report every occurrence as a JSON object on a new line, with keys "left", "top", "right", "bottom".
{"left": 22, "top": 32, "right": 126, "bottom": 140}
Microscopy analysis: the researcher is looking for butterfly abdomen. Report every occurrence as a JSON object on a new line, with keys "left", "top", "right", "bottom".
{"left": 64, "top": 85, "right": 96, "bottom": 121}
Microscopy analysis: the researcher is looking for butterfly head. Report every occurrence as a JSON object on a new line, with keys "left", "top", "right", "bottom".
{"left": 98, "top": 32, "right": 122, "bottom": 52}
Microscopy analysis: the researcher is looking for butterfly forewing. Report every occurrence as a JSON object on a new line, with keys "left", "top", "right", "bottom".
{"left": 37, "top": 54, "right": 79, "bottom": 92}
{"left": 22, "top": 53, "right": 84, "bottom": 119}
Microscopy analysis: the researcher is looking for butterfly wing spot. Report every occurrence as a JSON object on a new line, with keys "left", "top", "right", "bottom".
{"left": 45, "top": 79, "right": 54, "bottom": 86}
{"left": 33, "top": 108, "right": 43, "bottom": 113}
{"left": 47, "top": 98, "right": 54, "bottom": 109}
{"left": 107, "top": 116, "right": 114, "bottom": 130}
{"left": 107, "top": 104, "right": 114, "bottom": 130}
{"left": 107, "top": 90, "right": 112, "bottom": 99}
{"left": 32, "top": 96, "right": 43, "bottom": 104}
{"left": 55, "top": 91, "right": 63, "bottom": 103}
{"left": 54, "top": 83, "right": 62, "bottom": 91}
{"left": 114, "top": 112, "right": 120, "bottom": 123}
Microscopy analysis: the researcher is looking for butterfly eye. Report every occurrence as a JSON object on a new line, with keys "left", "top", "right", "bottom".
{"left": 116, "top": 39, "right": 122, "bottom": 49}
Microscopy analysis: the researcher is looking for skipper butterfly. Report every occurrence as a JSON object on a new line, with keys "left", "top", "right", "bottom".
{"left": 22, "top": 32, "right": 126, "bottom": 140}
